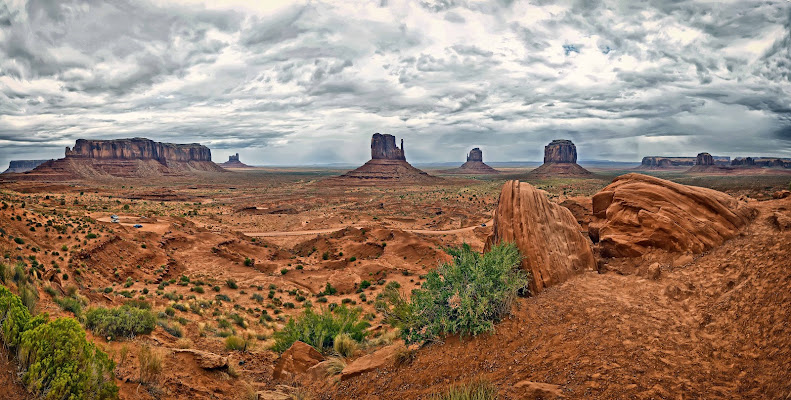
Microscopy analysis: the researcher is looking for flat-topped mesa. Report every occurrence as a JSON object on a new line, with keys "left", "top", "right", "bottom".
{"left": 3, "top": 160, "right": 52, "bottom": 174}
{"left": 544, "top": 139, "right": 577, "bottom": 163}
{"left": 641, "top": 155, "right": 731, "bottom": 169}
{"left": 467, "top": 148, "right": 483, "bottom": 162}
{"left": 370, "top": 133, "right": 405, "bottom": 161}
{"left": 696, "top": 152, "right": 714, "bottom": 166}
{"left": 65, "top": 138, "right": 212, "bottom": 163}
{"left": 732, "top": 157, "right": 791, "bottom": 168}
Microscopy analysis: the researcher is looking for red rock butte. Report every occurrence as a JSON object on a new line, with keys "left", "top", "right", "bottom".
{"left": 527, "top": 139, "right": 592, "bottom": 177}
{"left": 332, "top": 133, "right": 440, "bottom": 183}
{"left": 3, "top": 137, "right": 224, "bottom": 180}
{"left": 220, "top": 153, "right": 252, "bottom": 168}
{"left": 442, "top": 147, "right": 500, "bottom": 174}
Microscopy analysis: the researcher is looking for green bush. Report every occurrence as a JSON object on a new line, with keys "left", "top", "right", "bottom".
{"left": 0, "top": 285, "right": 118, "bottom": 399}
{"left": 84, "top": 305, "right": 156, "bottom": 340}
{"left": 272, "top": 305, "right": 369, "bottom": 354}
{"left": 225, "top": 335, "right": 246, "bottom": 351}
{"left": 382, "top": 243, "right": 528, "bottom": 344}
{"left": 54, "top": 296, "right": 83, "bottom": 316}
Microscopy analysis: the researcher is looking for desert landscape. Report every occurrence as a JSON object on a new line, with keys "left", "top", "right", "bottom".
{"left": 0, "top": 134, "right": 790, "bottom": 400}
{"left": 2, "top": 1, "right": 790, "bottom": 399}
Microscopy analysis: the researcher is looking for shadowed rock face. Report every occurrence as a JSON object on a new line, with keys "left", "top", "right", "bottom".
{"left": 3, "top": 160, "right": 51, "bottom": 174}
{"left": 544, "top": 139, "right": 577, "bottom": 163}
{"left": 467, "top": 148, "right": 483, "bottom": 162}
{"left": 65, "top": 138, "right": 212, "bottom": 163}
{"left": 486, "top": 180, "right": 596, "bottom": 294}
{"left": 371, "top": 133, "right": 405, "bottom": 160}
{"left": 696, "top": 152, "right": 714, "bottom": 166}
{"left": 589, "top": 173, "right": 756, "bottom": 257}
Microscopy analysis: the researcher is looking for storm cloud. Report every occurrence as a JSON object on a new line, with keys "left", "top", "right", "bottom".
{"left": 1, "top": 0, "right": 790, "bottom": 167}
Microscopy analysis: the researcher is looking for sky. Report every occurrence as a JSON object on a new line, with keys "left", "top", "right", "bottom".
{"left": 1, "top": 0, "right": 790, "bottom": 168}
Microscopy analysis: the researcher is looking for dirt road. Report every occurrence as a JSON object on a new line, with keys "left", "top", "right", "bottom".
{"left": 242, "top": 220, "right": 493, "bottom": 237}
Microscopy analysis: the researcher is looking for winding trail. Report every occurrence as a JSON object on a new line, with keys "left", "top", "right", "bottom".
{"left": 242, "top": 219, "right": 493, "bottom": 237}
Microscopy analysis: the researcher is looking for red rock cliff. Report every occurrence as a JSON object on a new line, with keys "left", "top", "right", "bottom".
{"left": 370, "top": 133, "right": 405, "bottom": 161}
{"left": 65, "top": 138, "right": 212, "bottom": 163}
{"left": 543, "top": 139, "right": 577, "bottom": 163}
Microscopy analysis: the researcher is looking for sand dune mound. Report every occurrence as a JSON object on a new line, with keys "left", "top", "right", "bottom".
{"left": 486, "top": 180, "right": 595, "bottom": 294}
{"left": 589, "top": 173, "right": 757, "bottom": 257}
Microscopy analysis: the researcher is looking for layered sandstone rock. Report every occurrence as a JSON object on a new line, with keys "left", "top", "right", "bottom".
{"left": 371, "top": 133, "right": 406, "bottom": 160}
{"left": 528, "top": 139, "right": 592, "bottom": 178}
{"left": 6, "top": 138, "right": 224, "bottom": 180}
{"left": 332, "top": 133, "right": 440, "bottom": 183}
{"left": 443, "top": 147, "right": 500, "bottom": 174}
{"left": 66, "top": 138, "right": 212, "bottom": 162}
{"left": 220, "top": 153, "right": 252, "bottom": 168}
{"left": 589, "top": 173, "right": 756, "bottom": 258}
{"left": 2, "top": 160, "right": 52, "bottom": 174}
{"left": 485, "top": 180, "right": 596, "bottom": 294}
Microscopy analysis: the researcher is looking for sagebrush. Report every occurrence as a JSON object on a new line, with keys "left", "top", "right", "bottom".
{"left": 272, "top": 305, "right": 369, "bottom": 353}
{"left": 380, "top": 242, "right": 528, "bottom": 344}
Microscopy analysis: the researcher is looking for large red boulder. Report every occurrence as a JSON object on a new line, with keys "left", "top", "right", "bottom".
{"left": 589, "top": 173, "right": 756, "bottom": 257}
{"left": 486, "top": 180, "right": 596, "bottom": 294}
{"left": 272, "top": 341, "right": 325, "bottom": 381}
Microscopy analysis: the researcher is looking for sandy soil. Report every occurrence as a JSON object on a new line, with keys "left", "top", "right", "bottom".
{"left": 0, "top": 167, "right": 789, "bottom": 399}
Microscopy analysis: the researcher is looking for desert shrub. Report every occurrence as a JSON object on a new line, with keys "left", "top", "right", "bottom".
{"left": 381, "top": 243, "right": 528, "bottom": 344}
{"left": 137, "top": 344, "right": 163, "bottom": 385}
{"left": 324, "top": 356, "right": 346, "bottom": 376}
{"left": 225, "top": 335, "right": 247, "bottom": 351}
{"left": 244, "top": 257, "right": 253, "bottom": 267}
{"left": 333, "top": 333, "right": 358, "bottom": 357}
{"left": 84, "top": 305, "right": 156, "bottom": 340}
{"left": 54, "top": 295, "right": 83, "bottom": 316}
{"left": 18, "top": 283, "right": 37, "bottom": 313}
{"left": 272, "top": 305, "right": 369, "bottom": 354}
{"left": 157, "top": 320, "right": 183, "bottom": 338}
{"left": 175, "top": 338, "right": 193, "bottom": 349}
{"left": 430, "top": 379, "right": 498, "bottom": 400}
{"left": 226, "top": 279, "right": 238, "bottom": 289}
{"left": 18, "top": 317, "right": 118, "bottom": 400}
{"left": 0, "top": 285, "right": 117, "bottom": 399}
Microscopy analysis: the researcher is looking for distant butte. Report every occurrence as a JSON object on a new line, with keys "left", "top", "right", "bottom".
{"left": 527, "top": 139, "right": 592, "bottom": 178}
{"left": 220, "top": 153, "right": 252, "bottom": 168}
{"left": 3, "top": 137, "right": 224, "bottom": 181}
{"left": 442, "top": 148, "right": 500, "bottom": 175}
{"left": 330, "top": 133, "right": 440, "bottom": 183}
{"left": 2, "top": 159, "right": 52, "bottom": 174}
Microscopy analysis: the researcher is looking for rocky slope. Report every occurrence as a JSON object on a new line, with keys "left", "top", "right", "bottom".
{"left": 485, "top": 180, "right": 595, "bottom": 294}
{"left": 527, "top": 139, "right": 592, "bottom": 178}
{"left": 589, "top": 173, "right": 756, "bottom": 257}
{"left": 330, "top": 192, "right": 791, "bottom": 400}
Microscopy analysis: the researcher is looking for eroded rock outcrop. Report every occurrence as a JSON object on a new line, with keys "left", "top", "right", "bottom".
{"left": 528, "top": 139, "right": 592, "bottom": 177}
{"left": 6, "top": 138, "right": 224, "bottom": 180}
{"left": 66, "top": 138, "right": 212, "bottom": 162}
{"left": 332, "top": 133, "right": 440, "bottom": 183}
{"left": 443, "top": 147, "right": 500, "bottom": 174}
{"left": 696, "top": 152, "right": 714, "bottom": 166}
{"left": 589, "top": 173, "right": 756, "bottom": 257}
{"left": 2, "top": 160, "right": 52, "bottom": 174}
{"left": 640, "top": 155, "right": 731, "bottom": 169}
{"left": 220, "top": 153, "right": 251, "bottom": 168}
{"left": 486, "top": 180, "right": 596, "bottom": 294}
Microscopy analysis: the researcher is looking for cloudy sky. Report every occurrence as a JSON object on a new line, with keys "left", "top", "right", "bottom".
{"left": 1, "top": 0, "right": 790, "bottom": 167}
